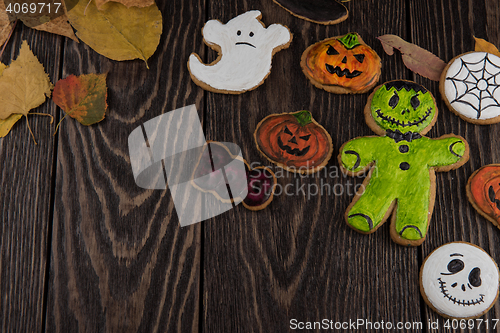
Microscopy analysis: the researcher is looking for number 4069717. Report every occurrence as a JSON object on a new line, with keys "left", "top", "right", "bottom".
{"left": 5, "top": 2, "right": 61, "bottom": 14}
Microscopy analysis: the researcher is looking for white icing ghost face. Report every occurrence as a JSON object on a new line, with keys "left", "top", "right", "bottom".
{"left": 444, "top": 52, "right": 500, "bottom": 121}
{"left": 188, "top": 10, "right": 292, "bottom": 93}
{"left": 420, "top": 242, "right": 499, "bottom": 319}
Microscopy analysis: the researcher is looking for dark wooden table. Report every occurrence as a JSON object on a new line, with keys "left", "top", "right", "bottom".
{"left": 2, "top": 0, "right": 500, "bottom": 332}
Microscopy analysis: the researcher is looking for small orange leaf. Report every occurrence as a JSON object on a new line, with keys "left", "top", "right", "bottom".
{"left": 52, "top": 73, "right": 107, "bottom": 126}
{"left": 474, "top": 36, "right": 500, "bottom": 57}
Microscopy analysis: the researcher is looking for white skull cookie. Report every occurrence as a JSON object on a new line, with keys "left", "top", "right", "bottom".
{"left": 420, "top": 242, "right": 500, "bottom": 319}
{"left": 188, "top": 10, "right": 292, "bottom": 94}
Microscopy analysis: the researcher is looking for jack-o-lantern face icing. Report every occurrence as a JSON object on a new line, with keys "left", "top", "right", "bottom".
{"left": 370, "top": 80, "right": 437, "bottom": 134}
{"left": 420, "top": 242, "right": 500, "bottom": 319}
{"left": 467, "top": 164, "right": 500, "bottom": 228}
{"left": 301, "top": 33, "right": 381, "bottom": 94}
{"left": 254, "top": 110, "right": 333, "bottom": 174}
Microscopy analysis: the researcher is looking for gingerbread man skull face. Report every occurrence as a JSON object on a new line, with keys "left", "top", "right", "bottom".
{"left": 420, "top": 242, "right": 500, "bottom": 319}
{"left": 370, "top": 81, "right": 437, "bottom": 134}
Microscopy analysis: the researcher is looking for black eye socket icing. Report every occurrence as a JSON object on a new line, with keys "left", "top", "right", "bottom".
{"left": 388, "top": 92, "right": 399, "bottom": 109}
{"left": 468, "top": 267, "right": 482, "bottom": 287}
{"left": 354, "top": 54, "right": 365, "bottom": 63}
{"left": 327, "top": 45, "right": 339, "bottom": 56}
{"left": 411, "top": 94, "right": 420, "bottom": 109}
{"left": 441, "top": 258, "right": 465, "bottom": 275}
{"left": 284, "top": 126, "right": 293, "bottom": 135}
{"left": 300, "top": 134, "right": 311, "bottom": 141}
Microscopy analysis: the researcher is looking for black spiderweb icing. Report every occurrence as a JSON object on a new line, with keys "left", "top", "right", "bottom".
{"left": 445, "top": 53, "right": 500, "bottom": 119}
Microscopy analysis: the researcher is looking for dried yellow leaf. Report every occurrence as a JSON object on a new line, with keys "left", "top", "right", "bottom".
{"left": 0, "top": 40, "right": 53, "bottom": 119}
{"left": 0, "top": 114, "right": 22, "bottom": 137}
{"left": 66, "top": 0, "right": 162, "bottom": 65}
{"left": 474, "top": 36, "right": 500, "bottom": 57}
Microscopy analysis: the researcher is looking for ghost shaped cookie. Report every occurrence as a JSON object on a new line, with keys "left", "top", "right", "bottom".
{"left": 188, "top": 10, "right": 292, "bottom": 94}
{"left": 440, "top": 51, "right": 500, "bottom": 124}
{"left": 420, "top": 242, "right": 500, "bottom": 319}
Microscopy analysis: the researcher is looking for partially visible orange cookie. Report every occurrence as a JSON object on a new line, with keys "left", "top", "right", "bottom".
{"left": 301, "top": 33, "right": 381, "bottom": 94}
{"left": 467, "top": 164, "right": 500, "bottom": 227}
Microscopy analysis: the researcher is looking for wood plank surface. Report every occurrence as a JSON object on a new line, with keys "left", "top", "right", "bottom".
{"left": 2, "top": 0, "right": 500, "bottom": 332}
{"left": 410, "top": 0, "right": 500, "bottom": 331}
{"left": 44, "top": 0, "right": 205, "bottom": 332}
{"left": 0, "top": 25, "right": 63, "bottom": 333}
{"left": 203, "top": 0, "right": 425, "bottom": 332}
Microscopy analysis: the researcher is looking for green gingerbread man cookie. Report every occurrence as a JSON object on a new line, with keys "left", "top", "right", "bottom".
{"left": 339, "top": 80, "right": 469, "bottom": 246}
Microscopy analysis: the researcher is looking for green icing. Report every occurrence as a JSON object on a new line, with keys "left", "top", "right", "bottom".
{"left": 370, "top": 84, "right": 436, "bottom": 133}
{"left": 338, "top": 33, "right": 361, "bottom": 50}
{"left": 341, "top": 134, "right": 465, "bottom": 241}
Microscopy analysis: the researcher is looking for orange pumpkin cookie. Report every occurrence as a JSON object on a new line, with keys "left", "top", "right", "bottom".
{"left": 301, "top": 33, "right": 381, "bottom": 94}
{"left": 467, "top": 164, "right": 500, "bottom": 228}
{"left": 254, "top": 110, "right": 333, "bottom": 174}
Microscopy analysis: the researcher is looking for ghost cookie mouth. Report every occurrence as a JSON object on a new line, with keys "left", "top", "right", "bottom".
{"left": 375, "top": 107, "right": 433, "bottom": 127}
{"left": 325, "top": 63, "right": 361, "bottom": 78}
{"left": 235, "top": 41, "right": 256, "bottom": 48}
{"left": 278, "top": 136, "right": 310, "bottom": 156}
{"left": 438, "top": 278, "right": 485, "bottom": 306}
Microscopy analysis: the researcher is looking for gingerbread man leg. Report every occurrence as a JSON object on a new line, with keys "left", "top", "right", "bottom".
{"left": 392, "top": 184, "right": 431, "bottom": 243}
{"left": 346, "top": 178, "right": 397, "bottom": 233}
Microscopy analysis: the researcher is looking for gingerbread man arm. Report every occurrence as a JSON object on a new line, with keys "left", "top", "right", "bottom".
{"left": 426, "top": 135, "right": 469, "bottom": 169}
{"left": 339, "top": 136, "right": 382, "bottom": 175}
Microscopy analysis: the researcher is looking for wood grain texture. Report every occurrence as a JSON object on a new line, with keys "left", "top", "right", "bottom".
{"left": 0, "top": 24, "right": 62, "bottom": 333}
{"left": 44, "top": 0, "right": 205, "bottom": 332}
{"left": 1, "top": 1, "right": 500, "bottom": 332}
{"left": 410, "top": 0, "right": 500, "bottom": 331}
{"left": 203, "top": 1, "right": 424, "bottom": 332}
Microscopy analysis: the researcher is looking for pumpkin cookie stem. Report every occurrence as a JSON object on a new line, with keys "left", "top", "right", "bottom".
{"left": 338, "top": 33, "right": 361, "bottom": 49}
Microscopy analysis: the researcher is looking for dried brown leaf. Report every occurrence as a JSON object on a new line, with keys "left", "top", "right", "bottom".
{"left": 377, "top": 34, "right": 446, "bottom": 81}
